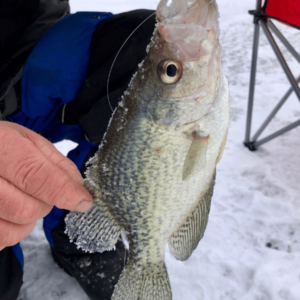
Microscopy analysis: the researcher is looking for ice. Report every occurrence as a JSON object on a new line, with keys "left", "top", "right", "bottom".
{"left": 96, "top": 273, "right": 106, "bottom": 279}
{"left": 166, "top": 0, "right": 173, "bottom": 7}
{"left": 18, "top": 1, "right": 300, "bottom": 300}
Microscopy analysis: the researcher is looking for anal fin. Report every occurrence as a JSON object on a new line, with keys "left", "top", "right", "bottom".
{"left": 168, "top": 173, "right": 215, "bottom": 261}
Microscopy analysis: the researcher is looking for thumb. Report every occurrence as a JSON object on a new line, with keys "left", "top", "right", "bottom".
{"left": 0, "top": 122, "right": 93, "bottom": 212}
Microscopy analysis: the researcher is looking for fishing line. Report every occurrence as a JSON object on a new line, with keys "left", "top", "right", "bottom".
{"left": 123, "top": 246, "right": 127, "bottom": 269}
{"left": 106, "top": 12, "right": 156, "bottom": 112}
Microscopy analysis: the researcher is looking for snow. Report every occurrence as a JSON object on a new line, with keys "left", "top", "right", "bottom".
{"left": 18, "top": 1, "right": 300, "bottom": 299}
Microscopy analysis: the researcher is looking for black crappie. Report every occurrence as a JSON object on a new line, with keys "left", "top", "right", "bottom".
{"left": 65, "top": 0, "right": 230, "bottom": 299}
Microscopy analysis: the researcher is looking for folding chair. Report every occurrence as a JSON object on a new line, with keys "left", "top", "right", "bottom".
{"left": 244, "top": 0, "right": 300, "bottom": 151}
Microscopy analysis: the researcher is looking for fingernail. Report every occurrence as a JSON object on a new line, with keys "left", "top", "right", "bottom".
{"left": 75, "top": 200, "right": 93, "bottom": 212}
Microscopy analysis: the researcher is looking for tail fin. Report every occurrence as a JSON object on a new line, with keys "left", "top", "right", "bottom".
{"left": 112, "top": 261, "right": 172, "bottom": 300}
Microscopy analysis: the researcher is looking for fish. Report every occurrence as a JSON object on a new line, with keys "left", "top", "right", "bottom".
{"left": 65, "top": 0, "right": 230, "bottom": 299}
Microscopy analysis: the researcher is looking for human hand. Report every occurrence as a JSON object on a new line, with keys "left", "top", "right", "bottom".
{"left": 0, "top": 121, "right": 93, "bottom": 250}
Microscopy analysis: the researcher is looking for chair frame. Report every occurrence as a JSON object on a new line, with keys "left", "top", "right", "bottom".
{"left": 244, "top": 0, "right": 300, "bottom": 151}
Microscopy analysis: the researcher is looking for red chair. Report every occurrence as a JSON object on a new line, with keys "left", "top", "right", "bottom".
{"left": 244, "top": 0, "right": 300, "bottom": 151}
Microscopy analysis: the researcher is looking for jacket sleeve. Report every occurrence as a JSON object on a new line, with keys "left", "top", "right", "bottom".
{"left": 0, "top": 0, "right": 70, "bottom": 119}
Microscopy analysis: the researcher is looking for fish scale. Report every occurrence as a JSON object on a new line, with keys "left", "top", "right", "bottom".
{"left": 66, "top": 0, "right": 230, "bottom": 299}
{"left": 81, "top": 109, "right": 202, "bottom": 249}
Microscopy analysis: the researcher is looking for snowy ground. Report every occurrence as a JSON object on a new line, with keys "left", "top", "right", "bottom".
{"left": 18, "top": 1, "right": 300, "bottom": 299}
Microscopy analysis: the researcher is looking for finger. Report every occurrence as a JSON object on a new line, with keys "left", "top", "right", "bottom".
{"left": 0, "top": 218, "right": 36, "bottom": 247}
{"left": 0, "top": 176, "right": 53, "bottom": 225}
{"left": 0, "top": 121, "right": 83, "bottom": 183}
{"left": 0, "top": 124, "right": 93, "bottom": 211}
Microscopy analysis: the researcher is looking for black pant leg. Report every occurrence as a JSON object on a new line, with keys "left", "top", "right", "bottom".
{"left": 49, "top": 210, "right": 127, "bottom": 300}
{"left": 0, "top": 246, "right": 23, "bottom": 300}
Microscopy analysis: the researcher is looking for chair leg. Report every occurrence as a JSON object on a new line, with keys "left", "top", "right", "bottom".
{"left": 261, "top": 20, "right": 300, "bottom": 101}
{"left": 268, "top": 20, "right": 300, "bottom": 64}
{"left": 252, "top": 75, "right": 300, "bottom": 141}
{"left": 255, "top": 119, "right": 300, "bottom": 148}
{"left": 244, "top": 22, "right": 260, "bottom": 150}
{"left": 244, "top": 2, "right": 300, "bottom": 151}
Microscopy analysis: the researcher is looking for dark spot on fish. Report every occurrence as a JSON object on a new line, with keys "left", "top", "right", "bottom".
{"left": 156, "top": 148, "right": 163, "bottom": 155}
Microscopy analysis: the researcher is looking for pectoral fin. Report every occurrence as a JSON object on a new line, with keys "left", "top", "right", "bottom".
{"left": 182, "top": 132, "right": 209, "bottom": 180}
{"left": 168, "top": 173, "right": 215, "bottom": 261}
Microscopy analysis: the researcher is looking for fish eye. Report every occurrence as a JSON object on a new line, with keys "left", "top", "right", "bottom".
{"left": 157, "top": 60, "right": 182, "bottom": 85}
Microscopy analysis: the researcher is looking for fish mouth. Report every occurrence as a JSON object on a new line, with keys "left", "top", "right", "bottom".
{"left": 157, "top": 0, "right": 214, "bottom": 26}
{"left": 156, "top": 0, "right": 218, "bottom": 62}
